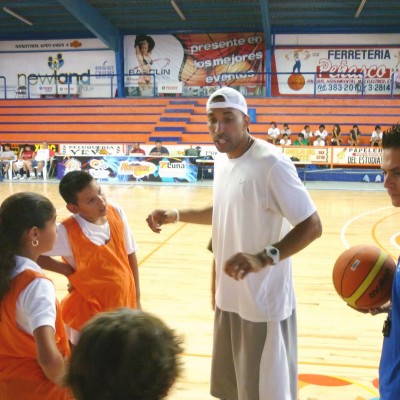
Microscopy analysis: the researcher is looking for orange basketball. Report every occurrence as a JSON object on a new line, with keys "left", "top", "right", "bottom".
{"left": 332, "top": 245, "right": 396, "bottom": 310}
{"left": 287, "top": 73, "right": 305, "bottom": 91}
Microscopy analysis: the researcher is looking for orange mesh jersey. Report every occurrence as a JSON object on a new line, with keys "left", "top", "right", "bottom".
{"left": 61, "top": 204, "right": 137, "bottom": 331}
{"left": 0, "top": 269, "right": 72, "bottom": 400}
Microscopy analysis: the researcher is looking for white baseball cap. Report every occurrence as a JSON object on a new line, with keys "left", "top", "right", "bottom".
{"left": 206, "top": 87, "right": 248, "bottom": 116}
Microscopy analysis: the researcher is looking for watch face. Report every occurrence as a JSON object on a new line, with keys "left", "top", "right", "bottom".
{"left": 270, "top": 248, "right": 277, "bottom": 255}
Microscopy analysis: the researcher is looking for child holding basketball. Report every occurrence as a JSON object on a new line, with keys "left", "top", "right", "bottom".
{"left": 38, "top": 170, "right": 140, "bottom": 346}
{"left": 0, "top": 192, "right": 72, "bottom": 400}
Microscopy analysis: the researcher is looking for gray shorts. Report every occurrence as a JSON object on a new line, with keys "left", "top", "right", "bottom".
{"left": 210, "top": 308, "right": 297, "bottom": 400}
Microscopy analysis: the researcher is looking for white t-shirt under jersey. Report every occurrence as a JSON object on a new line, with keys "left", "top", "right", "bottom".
{"left": 46, "top": 202, "right": 137, "bottom": 268}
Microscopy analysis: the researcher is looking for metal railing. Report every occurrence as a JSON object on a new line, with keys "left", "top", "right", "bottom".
{"left": 0, "top": 71, "right": 399, "bottom": 99}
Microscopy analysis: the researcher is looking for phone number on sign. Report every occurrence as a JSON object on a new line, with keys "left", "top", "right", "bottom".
{"left": 317, "top": 82, "right": 391, "bottom": 93}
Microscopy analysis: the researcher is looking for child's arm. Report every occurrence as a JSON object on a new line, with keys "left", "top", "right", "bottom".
{"left": 33, "top": 325, "right": 67, "bottom": 385}
{"left": 37, "top": 255, "right": 74, "bottom": 277}
{"left": 128, "top": 252, "right": 141, "bottom": 309}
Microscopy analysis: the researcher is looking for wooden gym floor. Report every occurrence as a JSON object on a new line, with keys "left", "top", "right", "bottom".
{"left": 1, "top": 179, "right": 398, "bottom": 400}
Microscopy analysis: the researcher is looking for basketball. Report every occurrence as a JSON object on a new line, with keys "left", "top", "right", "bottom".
{"left": 332, "top": 245, "right": 396, "bottom": 310}
{"left": 287, "top": 73, "right": 305, "bottom": 91}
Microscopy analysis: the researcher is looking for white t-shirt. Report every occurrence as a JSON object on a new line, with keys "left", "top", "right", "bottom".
{"left": 46, "top": 202, "right": 137, "bottom": 268}
{"left": 371, "top": 130, "right": 383, "bottom": 141}
{"left": 267, "top": 127, "right": 280, "bottom": 139}
{"left": 313, "top": 138, "right": 325, "bottom": 146}
{"left": 11, "top": 256, "right": 56, "bottom": 335}
{"left": 279, "top": 138, "right": 292, "bottom": 146}
{"left": 313, "top": 129, "right": 328, "bottom": 140}
{"left": 35, "top": 148, "right": 50, "bottom": 161}
{"left": 213, "top": 139, "right": 316, "bottom": 322}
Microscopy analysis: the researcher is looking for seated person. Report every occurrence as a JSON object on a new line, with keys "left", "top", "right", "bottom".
{"left": 13, "top": 144, "right": 35, "bottom": 180}
{"left": 370, "top": 125, "right": 383, "bottom": 147}
{"left": 0, "top": 143, "right": 16, "bottom": 179}
{"left": 293, "top": 132, "right": 308, "bottom": 146}
{"left": 348, "top": 124, "right": 361, "bottom": 146}
{"left": 130, "top": 142, "right": 146, "bottom": 155}
{"left": 279, "top": 133, "right": 292, "bottom": 146}
{"left": 280, "top": 123, "right": 292, "bottom": 139}
{"left": 313, "top": 134, "right": 325, "bottom": 146}
{"left": 32, "top": 141, "right": 56, "bottom": 178}
{"left": 65, "top": 308, "right": 183, "bottom": 400}
{"left": 313, "top": 124, "right": 328, "bottom": 141}
{"left": 301, "top": 125, "right": 313, "bottom": 142}
{"left": 330, "top": 124, "right": 343, "bottom": 146}
{"left": 266, "top": 121, "right": 280, "bottom": 144}
{"left": 150, "top": 140, "right": 169, "bottom": 156}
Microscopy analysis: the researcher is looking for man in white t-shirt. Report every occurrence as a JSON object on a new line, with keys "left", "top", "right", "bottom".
{"left": 146, "top": 87, "right": 322, "bottom": 400}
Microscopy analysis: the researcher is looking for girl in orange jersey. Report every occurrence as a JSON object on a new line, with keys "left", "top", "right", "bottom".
{"left": 0, "top": 192, "right": 72, "bottom": 400}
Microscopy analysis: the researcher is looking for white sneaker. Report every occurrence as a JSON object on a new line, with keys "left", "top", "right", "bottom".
{"left": 19, "top": 175, "right": 27, "bottom": 180}
{"left": 29, "top": 175, "right": 36, "bottom": 179}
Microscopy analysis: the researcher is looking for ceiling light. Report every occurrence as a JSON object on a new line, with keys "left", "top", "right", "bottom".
{"left": 3, "top": 7, "right": 33, "bottom": 26}
{"left": 355, "top": 0, "right": 368, "bottom": 19}
{"left": 171, "top": 1, "right": 186, "bottom": 21}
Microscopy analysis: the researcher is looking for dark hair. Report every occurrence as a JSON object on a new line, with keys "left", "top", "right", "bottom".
{"left": 375, "top": 125, "right": 381, "bottom": 130}
{"left": 134, "top": 35, "right": 155, "bottom": 52}
{"left": 0, "top": 192, "right": 55, "bottom": 302}
{"left": 382, "top": 124, "right": 400, "bottom": 149}
{"left": 59, "top": 170, "right": 95, "bottom": 205}
{"left": 65, "top": 308, "right": 183, "bottom": 400}
{"left": 2, "top": 143, "right": 11, "bottom": 149}
{"left": 319, "top": 124, "right": 325, "bottom": 129}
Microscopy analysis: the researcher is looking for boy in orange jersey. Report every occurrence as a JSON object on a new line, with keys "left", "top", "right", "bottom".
{"left": 0, "top": 192, "right": 72, "bottom": 400}
{"left": 38, "top": 170, "right": 140, "bottom": 345}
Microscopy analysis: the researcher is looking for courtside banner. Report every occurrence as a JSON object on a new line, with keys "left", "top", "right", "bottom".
{"left": 124, "top": 33, "right": 265, "bottom": 95}
{"left": 273, "top": 47, "right": 400, "bottom": 96}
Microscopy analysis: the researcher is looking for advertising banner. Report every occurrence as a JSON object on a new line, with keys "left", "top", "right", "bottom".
{"left": 59, "top": 144, "right": 125, "bottom": 156}
{"left": 0, "top": 38, "right": 116, "bottom": 98}
{"left": 273, "top": 47, "right": 400, "bottom": 96}
{"left": 55, "top": 155, "right": 199, "bottom": 183}
{"left": 281, "top": 146, "right": 330, "bottom": 164}
{"left": 331, "top": 147, "right": 382, "bottom": 166}
{"left": 124, "top": 33, "right": 265, "bottom": 96}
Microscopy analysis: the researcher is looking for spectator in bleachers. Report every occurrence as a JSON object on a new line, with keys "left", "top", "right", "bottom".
{"left": 280, "top": 123, "right": 292, "bottom": 139}
{"left": 330, "top": 124, "right": 343, "bottom": 146}
{"left": 150, "top": 140, "right": 170, "bottom": 156}
{"left": 313, "top": 134, "right": 325, "bottom": 146}
{"left": 313, "top": 124, "right": 328, "bottom": 142}
{"left": 12, "top": 144, "right": 35, "bottom": 180}
{"left": 0, "top": 143, "right": 16, "bottom": 179}
{"left": 301, "top": 125, "right": 312, "bottom": 143}
{"left": 348, "top": 124, "right": 361, "bottom": 146}
{"left": 370, "top": 125, "right": 383, "bottom": 147}
{"left": 279, "top": 133, "right": 292, "bottom": 146}
{"left": 266, "top": 121, "right": 280, "bottom": 144}
{"left": 293, "top": 132, "right": 308, "bottom": 146}
{"left": 29, "top": 141, "right": 55, "bottom": 179}
{"left": 130, "top": 142, "right": 146, "bottom": 155}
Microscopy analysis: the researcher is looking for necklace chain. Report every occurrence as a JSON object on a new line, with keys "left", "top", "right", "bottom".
{"left": 244, "top": 136, "right": 254, "bottom": 152}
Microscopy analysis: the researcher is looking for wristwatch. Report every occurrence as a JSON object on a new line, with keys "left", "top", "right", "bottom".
{"left": 264, "top": 246, "right": 280, "bottom": 265}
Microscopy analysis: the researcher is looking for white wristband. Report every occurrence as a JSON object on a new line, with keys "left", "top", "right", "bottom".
{"left": 172, "top": 208, "right": 180, "bottom": 223}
